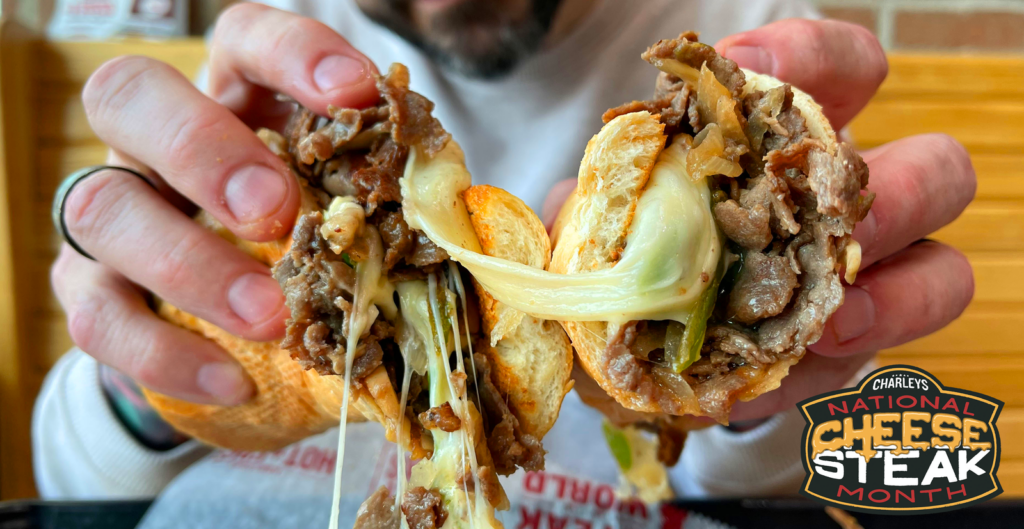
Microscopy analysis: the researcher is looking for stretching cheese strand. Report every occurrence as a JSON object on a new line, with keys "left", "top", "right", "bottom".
{"left": 401, "top": 140, "right": 719, "bottom": 326}
{"left": 329, "top": 227, "right": 385, "bottom": 529}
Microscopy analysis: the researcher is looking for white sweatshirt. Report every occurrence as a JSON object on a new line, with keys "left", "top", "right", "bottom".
{"left": 34, "top": 0, "right": 828, "bottom": 525}
{"left": 36, "top": 350, "right": 813, "bottom": 528}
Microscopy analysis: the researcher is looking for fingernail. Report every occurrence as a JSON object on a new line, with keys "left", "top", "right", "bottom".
{"left": 224, "top": 164, "right": 288, "bottom": 224}
{"left": 833, "top": 286, "right": 875, "bottom": 344}
{"left": 314, "top": 55, "right": 369, "bottom": 92}
{"left": 197, "top": 362, "right": 253, "bottom": 404}
{"left": 723, "top": 46, "right": 775, "bottom": 75}
{"left": 228, "top": 273, "right": 285, "bottom": 325}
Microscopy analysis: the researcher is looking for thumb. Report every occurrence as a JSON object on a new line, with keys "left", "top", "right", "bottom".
{"left": 542, "top": 178, "right": 578, "bottom": 230}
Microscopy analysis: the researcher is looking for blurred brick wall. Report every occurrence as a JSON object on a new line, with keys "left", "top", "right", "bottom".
{"left": 809, "top": 0, "right": 1024, "bottom": 51}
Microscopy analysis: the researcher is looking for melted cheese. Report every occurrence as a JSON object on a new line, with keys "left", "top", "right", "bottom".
{"left": 395, "top": 357, "right": 413, "bottom": 520}
{"left": 397, "top": 275, "right": 502, "bottom": 529}
{"left": 329, "top": 226, "right": 386, "bottom": 529}
{"left": 400, "top": 138, "right": 720, "bottom": 326}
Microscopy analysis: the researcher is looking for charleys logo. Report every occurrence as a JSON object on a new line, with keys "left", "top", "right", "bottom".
{"left": 797, "top": 365, "right": 1002, "bottom": 514}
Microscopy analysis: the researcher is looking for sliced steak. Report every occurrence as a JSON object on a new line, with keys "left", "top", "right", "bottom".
{"left": 354, "top": 486, "right": 399, "bottom": 529}
{"left": 418, "top": 402, "right": 462, "bottom": 432}
{"left": 643, "top": 31, "right": 746, "bottom": 97}
{"left": 401, "top": 487, "right": 447, "bottom": 529}
{"left": 473, "top": 353, "right": 544, "bottom": 475}
{"left": 726, "top": 251, "right": 799, "bottom": 325}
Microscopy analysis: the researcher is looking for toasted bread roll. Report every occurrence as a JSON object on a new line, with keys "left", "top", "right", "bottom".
{"left": 464, "top": 185, "right": 573, "bottom": 439}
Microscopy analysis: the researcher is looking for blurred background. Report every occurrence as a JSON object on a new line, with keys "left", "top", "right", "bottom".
{"left": 0, "top": 0, "right": 1022, "bottom": 501}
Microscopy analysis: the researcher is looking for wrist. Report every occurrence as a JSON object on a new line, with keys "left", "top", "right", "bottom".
{"left": 98, "top": 364, "right": 189, "bottom": 450}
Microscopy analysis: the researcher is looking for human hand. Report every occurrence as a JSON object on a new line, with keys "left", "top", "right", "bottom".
{"left": 51, "top": 4, "right": 379, "bottom": 406}
{"left": 544, "top": 19, "right": 976, "bottom": 424}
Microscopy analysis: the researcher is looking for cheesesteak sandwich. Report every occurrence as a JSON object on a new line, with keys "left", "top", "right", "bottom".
{"left": 549, "top": 32, "right": 873, "bottom": 423}
{"left": 143, "top": 64, "right": 573, "bottom": 529}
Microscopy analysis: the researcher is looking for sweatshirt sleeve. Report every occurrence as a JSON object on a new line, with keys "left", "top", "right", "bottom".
{"left": 32, "top": 349, "right": 212, "bottom": 499}
{"left": 670, "top": 408, "right": 807, "bottom": 497}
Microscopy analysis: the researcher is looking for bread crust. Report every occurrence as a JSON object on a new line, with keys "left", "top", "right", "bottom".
{"left": 464, "top": 185, "right": 573, "bottom": 439}
{"left": 550, "top": 71, "right": 842, "bottom": 423}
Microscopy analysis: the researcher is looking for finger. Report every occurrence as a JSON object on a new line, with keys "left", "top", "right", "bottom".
{"left": 811, "top": 241, "right": 974, "bottom": 357}
{"left": 209, "top": 3, "right": 379, "bottom": 123}
{"left": 51, "top": 245, "right": 254, "bottom": 405}
{"left": 83, "top": 55, "right": 299, "bottom": 242}
{"left": 106, "top": 149, "right": 197, "bottom": 216}
{"left": 715, "top": 18, "right": 888, "bottom": 130}
{"left": 729, "top": 350, "right": 876, "bottom": 423}
{"left": 542, "top": 178, "right": 578, "bottom": 228}
{"left": 63, "top": 168, "right": 288, "bottom": 341}
{"left": 853, "top": 134, "right": 976, "bottom": 269}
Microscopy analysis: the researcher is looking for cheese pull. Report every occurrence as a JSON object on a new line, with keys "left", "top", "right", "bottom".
{"left": 400, "top": 131, "right": 721, "bottom": 326}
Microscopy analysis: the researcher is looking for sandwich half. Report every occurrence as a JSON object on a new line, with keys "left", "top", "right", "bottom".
{"left": 549, "top": 32, "right": 873, "bottom": 423}
{"left": 143, "top": 64, "right": 573, "bottom": 529}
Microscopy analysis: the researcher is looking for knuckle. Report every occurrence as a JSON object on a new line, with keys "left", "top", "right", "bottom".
{"left": 265, "top": 16, "right": 324, "bottom": 59}
{"left": 149, "top": 231, "right": 206, "bottom": 292}
{"left": 163, "top": 109, "right": 226, "bottom": 164}
{"left": 130, "top": 345, "right": 167, "bottom": 389}
{"left": 798, "top": 22, "right": 834, "bottom": 78}
{"left": 83, "top": 56, "right": 165, "bottom": 125}
{"left": 67, "top": 295, "right": 107, "bottom": 353}
{"left": 212, "top": 2, "right": 267, "bottom": 47}
{"left": 63, "top": 171, "right": 135, "bottom": 243}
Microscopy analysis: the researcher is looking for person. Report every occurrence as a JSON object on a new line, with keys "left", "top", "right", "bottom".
{"left": 35, "top": 0, "right": 977, "bottom": 526}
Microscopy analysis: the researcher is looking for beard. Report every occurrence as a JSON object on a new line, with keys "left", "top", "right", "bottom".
{"left": 359, "top": 0, "right": 564, "bottom": 79}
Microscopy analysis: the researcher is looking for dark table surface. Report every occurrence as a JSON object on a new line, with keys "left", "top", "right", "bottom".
{"left": 3, "top": 498, "right": 1023, "bottom": 528}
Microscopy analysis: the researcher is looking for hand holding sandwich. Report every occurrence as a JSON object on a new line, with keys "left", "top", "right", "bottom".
{"left": 544, "top": 19, "right": 975, "bottom": 424}
{"left": 50, "top": 4, "right": 380, "bottom": 406}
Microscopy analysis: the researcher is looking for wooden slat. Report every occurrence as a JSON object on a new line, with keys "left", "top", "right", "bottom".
{"left": 997, "top": 410, "right": 1024, "bottom": 460}
{"left": 968, "top": 253, "right": 1024, "bottom": 304}
{"left": 33, "top": 39, "right": 206, "bottom": 146}
{"left": 885, "top": 302, "right": 1024, "bottom": 354}
{"left": 34, "top": 144, "right": 108, "bottom": 202}
{"left": 994, "top": 460, "right": 1024, "bottom": 497}
{"left": 29, "top": 312, "right": 75, "bottom": 373}
{"left": 931, "top": 202, "right": 1024, "bottom": 252}
{"left": 877, "top": 353, "right": 1024, "bottom": 406}
{"left": 34, "top": 38, "right": 207, "bottom": 86}
{"left": 850, "top": 100, "right": 1024, "bottom": 153}
{"left": 972, "top": 154, "right": 1024, "bottom": 201}
{"left": 874, "top": 54, "right": 1024, "bottom": 102}
{"left": 35, "top": 92, "right": 99, "bottom": 146}
{"left": 0, "top": 18, "right": 42, "bottom": 500}
{"left": 31, "top": 201, "right": 68, "bottom": 258}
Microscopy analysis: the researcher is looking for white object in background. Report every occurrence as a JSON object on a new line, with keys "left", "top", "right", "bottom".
{"left": 46, "top": 0, "right": 188, "bottom": 40}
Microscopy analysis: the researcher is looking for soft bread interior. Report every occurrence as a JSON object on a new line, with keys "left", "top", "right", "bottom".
{"left": 549, "top": 111, "right": 666, "bottom": 275}
{"left": 549, "top": 111, "right": 694, "bottom": 416}
{"left": 463, "top": 185, "right": 573, "bottom": 439}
